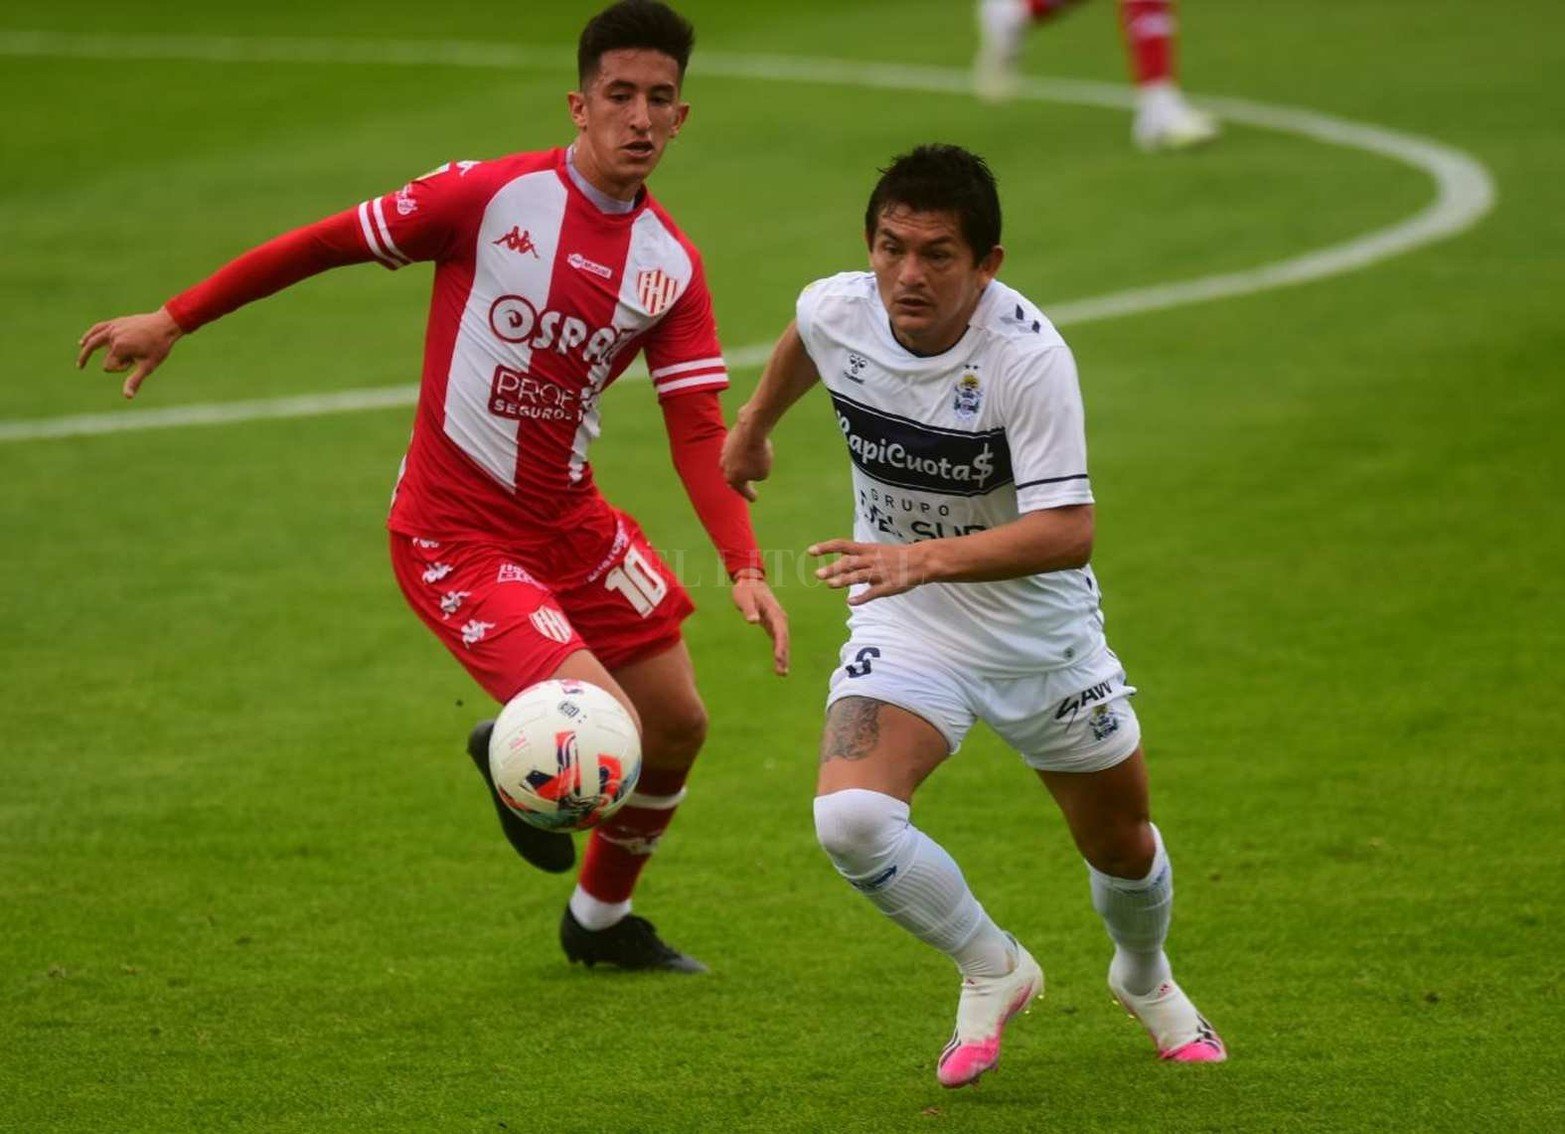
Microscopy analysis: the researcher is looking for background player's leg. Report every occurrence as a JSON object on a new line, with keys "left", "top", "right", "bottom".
{"left": 1038, "top": 749, "right": 1225, "bottom": 1061}
{"left": 1120, "top": 1, "right": 1220, "bottom": 150}
{"left": 815, "top": 697, "right": 1042, "bottom": 1088}
{"left": 975, "top": 0, "right": 1087, "bottom": 102}
{"left": 560, "top": 639, "right": 708, "bottom": 971}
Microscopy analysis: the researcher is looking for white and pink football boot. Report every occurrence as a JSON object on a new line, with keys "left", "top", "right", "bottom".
{"left": 936, "top": 939, "right": 1045, "bottom": 1088}
{"left": 1110, "top": 975, "right": 1227, "bottom": 1062}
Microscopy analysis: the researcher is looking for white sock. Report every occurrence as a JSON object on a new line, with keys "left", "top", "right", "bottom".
{"left": 815, "top": 789, "right": 1014, "bottom": 978}
{"left": 978, "top": 0, "right": 1032, "bottom": 61}
{"left": 1136, "top": 79, "right": 1189, "bottom": 121}
{"left": 1088, "top": 823, "right": 1174, "bottom": 996}
{"left": 568, "top": 885, "right": 630, "bottom": 932}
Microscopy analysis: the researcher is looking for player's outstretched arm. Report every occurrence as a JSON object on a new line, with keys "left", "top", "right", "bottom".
{"left": 811, "top": 505, "right": 1095, "bottom": 605}
{"left": 76, "top": 308, "right": 184, "bottom": 399}
{"left": 75, "top": 200, "right": 426, "bottom": 400}
{"left": 721, "top": 321, "right": 820, "bottom": 501}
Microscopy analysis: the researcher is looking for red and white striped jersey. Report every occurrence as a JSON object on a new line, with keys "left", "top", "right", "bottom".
{"left": 353, "top": 148, "right": 728, "bottom": 557}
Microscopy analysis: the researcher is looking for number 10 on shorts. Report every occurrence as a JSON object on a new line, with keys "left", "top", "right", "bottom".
{"left": 605, "top": 545, "right": 669, "bottom": 617}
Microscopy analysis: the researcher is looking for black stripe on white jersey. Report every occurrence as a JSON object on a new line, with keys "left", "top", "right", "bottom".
{"left": 830, "top": 392, "right": 1014, "bottom": 497}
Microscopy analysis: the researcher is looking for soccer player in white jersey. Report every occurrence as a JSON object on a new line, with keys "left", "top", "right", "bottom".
{"left": 76, "top": 1, "right": 789, "bottom": 974}
{"left": 722, "top": 144, "right": 1225, "bottom": 1085}
{"left": 975, "top": 0, "right": 1219, "bottom": 151}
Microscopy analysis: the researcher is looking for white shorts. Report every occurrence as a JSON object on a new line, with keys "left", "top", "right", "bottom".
{"left": 824, "top": 637, "right": 1141, "bottom": 774}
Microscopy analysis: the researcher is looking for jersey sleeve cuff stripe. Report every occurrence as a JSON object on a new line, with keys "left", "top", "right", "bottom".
{"left": 653, "top": 365, "right": 726, "bottom": 387}
{"left": 649, "top": 356, "right": 726, "bottom": 381}
{"left": 1014, "top": 474, "right": 1090, "bottom": 489}
{"left": 371, "top": 196, "right": 411, "bottom": 265}
{"left": 357, "top": 201, "right": 405, "bottom": 270}
{"left": 655, "top": 373, "right": 730, "bottom": 396}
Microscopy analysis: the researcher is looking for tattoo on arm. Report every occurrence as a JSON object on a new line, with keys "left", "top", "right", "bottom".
{"left": 820, "top": 697, "right": 882, "bottom": 764}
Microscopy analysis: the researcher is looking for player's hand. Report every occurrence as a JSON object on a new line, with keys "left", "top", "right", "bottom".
{"left": 76, "top": 307, "right": 183, "bottom": 398}
{"left": 809, "top": 539, "right": 928, "bottom": 606}
{"left": 731, "top": 572, "right": 789, "bottom": 676}
{"left": 720, "top": 414, "right": 773, "bottom": 502}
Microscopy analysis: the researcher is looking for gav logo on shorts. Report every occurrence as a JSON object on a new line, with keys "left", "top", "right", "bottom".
{"left": 830, "top": 392, "right": 1013, "bottom": 497}
{"left": 1054, "top": 679, "right": 1116, "bottom": 723}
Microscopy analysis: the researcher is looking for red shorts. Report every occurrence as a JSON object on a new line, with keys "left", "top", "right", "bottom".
{"left": 389, "top": 512, "right": 695, "bottom": 703}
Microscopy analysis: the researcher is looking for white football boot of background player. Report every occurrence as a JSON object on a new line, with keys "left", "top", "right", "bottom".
{"left": 1133, "top": 79, "right": 1220, "bottom": 151}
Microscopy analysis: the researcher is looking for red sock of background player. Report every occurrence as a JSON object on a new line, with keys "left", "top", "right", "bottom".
{"left": 570, "top": 765, "right": 690, "bottom": 929}
{"left": 1028, "top": 0, "right": 1083, "bottom": 22}
{"left": 1121, "top": 0, "right": 1176, "bottom": 86}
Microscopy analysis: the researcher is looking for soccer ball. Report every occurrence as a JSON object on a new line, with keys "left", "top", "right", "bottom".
{"left": 488, "top": 679, "right": 641, "bottom": 832}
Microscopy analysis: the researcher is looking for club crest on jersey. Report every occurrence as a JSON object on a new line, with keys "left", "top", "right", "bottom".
{"left": 636, "top": 269, "right": 680, "bottom": 316}
{"left": 493, "top": 226, "right": 540, "bottom": 258}
{"left": 952, "top": 373, "right": 982, "bottom": 419}
{"left": 529, "top": 606, "right": 575, "bottom": 645}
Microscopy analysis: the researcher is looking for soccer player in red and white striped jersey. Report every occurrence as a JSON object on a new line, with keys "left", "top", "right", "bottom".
{"left": 975, "top": 0, "right": 1219, "bottom": 151}
{"left": 77, "top": 0, "right": 788, "bottom": 974}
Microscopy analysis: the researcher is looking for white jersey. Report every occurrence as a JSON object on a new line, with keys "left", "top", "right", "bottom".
{"left": 796, "top": 271, "right": 1106, "bottom": 674}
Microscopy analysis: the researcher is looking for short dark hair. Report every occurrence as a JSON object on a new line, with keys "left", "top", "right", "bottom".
{"left": 864, "top": 144, "right": 1002, "bottom": 261}
{"left": 578, "top": 1, "right": 696, "bottom": 87}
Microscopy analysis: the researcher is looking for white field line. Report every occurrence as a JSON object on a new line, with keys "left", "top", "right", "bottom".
{"left": 0, "top": 32, "right": 1495, "bottom": 445}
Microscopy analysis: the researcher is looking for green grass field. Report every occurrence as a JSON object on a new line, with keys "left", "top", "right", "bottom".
{"left": 3, "top": 1, "right": 1561, "bottom": 1130}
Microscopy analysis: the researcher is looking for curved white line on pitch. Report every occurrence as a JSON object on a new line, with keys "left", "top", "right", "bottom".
{"left": 0, "top": 32, "right": 1495, "bottom": 444}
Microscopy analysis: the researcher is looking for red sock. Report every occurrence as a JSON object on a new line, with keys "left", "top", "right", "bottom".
{"left": 1121, "top": 0, "right": 1176, "bottom": 85}
{"left": 577, "top": 765, "right": 689, "bottom": 904}
{"left": 1028, "top": 0, "right": 1082, "bottom": 22}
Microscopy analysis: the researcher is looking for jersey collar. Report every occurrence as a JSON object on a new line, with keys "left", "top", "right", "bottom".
{"left": 561, "top": 145, "right": 644, "bottom": 217}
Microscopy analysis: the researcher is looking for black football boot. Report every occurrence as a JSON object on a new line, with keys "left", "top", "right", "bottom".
{"left": 467, "top": 720, "right": 575, "bottom": 874}
{"left": 560, "top": 907, "right": 708, "bottom": 974}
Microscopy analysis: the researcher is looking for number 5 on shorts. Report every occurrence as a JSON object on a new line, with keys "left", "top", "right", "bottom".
{"left": 604, "top": 545, "right": 669, "bottom": 617}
